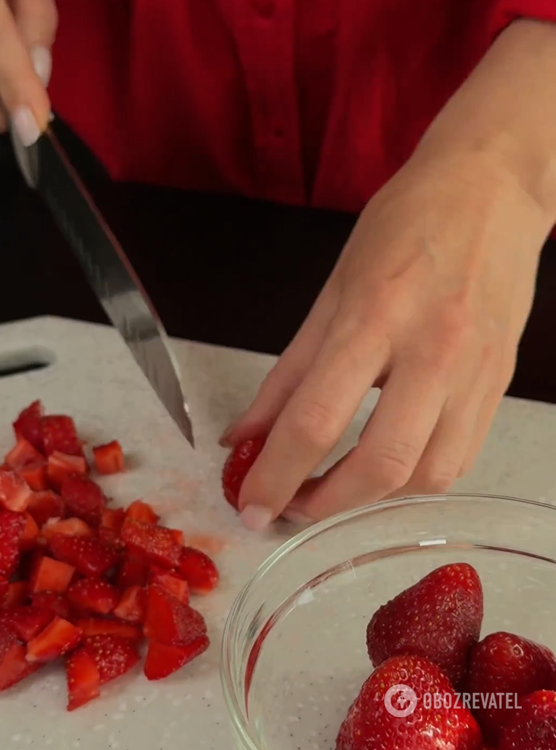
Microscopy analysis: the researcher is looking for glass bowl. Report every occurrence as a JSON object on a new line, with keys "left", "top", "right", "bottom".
{"left": 220, "top": 493, "right": 556, "bottom": 750}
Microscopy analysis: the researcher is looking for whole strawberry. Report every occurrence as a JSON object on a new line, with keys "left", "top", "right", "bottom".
{"left": 498, "top": 690, "right": 556, "bottom": 749}
{"left": 366, "top": 563, "right": 483, "bottom": 686}
{"left": 466, "top": 631, "right": 556, "bottom": 744}
{"left": 221, "top": 436, "right": 266, "bottom": 510}
{"left": 336, "top": 654, "right": 482, "bottom": 750}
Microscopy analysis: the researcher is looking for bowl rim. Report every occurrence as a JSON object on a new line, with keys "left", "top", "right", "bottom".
{"left": 220, "top": 491, "right": 556, "bottom": 750}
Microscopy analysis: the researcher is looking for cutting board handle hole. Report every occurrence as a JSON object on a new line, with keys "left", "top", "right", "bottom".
{"left": 0, "top": 346, "right": 55, "bottom": 378}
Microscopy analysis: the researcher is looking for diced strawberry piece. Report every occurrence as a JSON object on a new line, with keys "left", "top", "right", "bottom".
{"left": 177, "top": 547, "right": 219, "bottom": 595}
{"left": 121, "top": 519, "right": 182, "bottom": 569}
{"left": 0, "top": 510, "right": 26, "bottom": 578}
{"left": 222, "top": 436, "right": 266, "bottom": 510}
{"left": 18, "top": 462, "right": 48, "bottom": 491}
{"left": 31, "top": 592, "right": 71, "bottom": 620}
{"left": 41, "top": 415, "right": 83, "bottom": 457}
{"left": 0, "top": 469, "right": 32, "bottom": 512}
{"left": 170, "top": 529, "right": 184, "bottom": 545}
{"left": 26, "top": 617, "right": 82, "bottom": 662}
{"left": 97, "top": 526, "right": 125, "bottom": 550}
{"left": 2, "top": 582, "right": 27, "bottom": 609}
{"left": 92, "top": 441, "right": 125, "bottom": 475}
{"left": 27, "top": 490, "right": 65, "bottom": 527}
{"left": 20, "top": 513, "right": 39, "bottom": 551}
{"left": 148, "top": 566, "right": 189, "bottom": 604}
{"left": 83, "top": 634, "right": 139, "bottom": 686}
{"left": 144, "top": 636, "right": 209, "bottom": 680}
{"left": 75, "top": 618, "right": 143, "bottom": 641}
{"left": 28, "top": 556, "right": 75, "bottom": 594}
{"left": 43, "top": 517, "right": 93, "bottom": 542}
{"left": 67, "top": 579, "right": 119, "bottom": 615}
{"left": 125, "top": 500, "right": 159, "bottom": 524}
{"left": 101, "top": 508, "right": 125, "bottom": 532}
{"left": 116, "top": 551, "right": 149, "bottom": 589}
{"left": 49, "top": 535, "right": 120, "bottom": 578}
{"left": 3, "top": 606, "right": 55, "bottom": 642}
{"left": 113, "top": 586, "right": 146, "bottom": 624}
{"left": 47, "top": 452, "right": 88, "bottom": 490}
{"left": 13, "top": 401, "right": 44, "bottom": 454}
{"left": 5, "top": 438, "right": 43, "bottom": 470}
{"left": 143, "top": 585, "right": 207, "bottom": 646}
{"left": 0, "top": 624, "right": 40, "bottom": 691}
{"left": 66, "top": 647, "right": 100, "bottom": 711}
{"left": 61, "top": 476, "right": 106, "bottom": 526}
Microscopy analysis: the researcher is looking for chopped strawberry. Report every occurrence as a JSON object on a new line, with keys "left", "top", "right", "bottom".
{"left": 125, "top": 499, "right": 159, "bottom": 524}
{"left": 221, "top": 436, "right": 266, "bottom": 510}
{"left": 0, "top": 578, "right": 8, "bottom": 600}
{"left": 101, "top": 507, "right": 125, "bottom": 532}
{"left": 20, "top": 513, "right": 39, "bottom": 551}
{"left": 144, "top": 636, "right": 209, "bottom": 680}
{"left": 0, "top": 469, "right": 32, "bottom": 512}
{"left": 116, "top": 551, "right": 149, "bottom": 589}
{"left": 65, "top": 647, "right": 100, "bottom": 711}
{"left": 41, "top": 415, "right": 83, "bottom": 457}
{"left": 121, "top": 519, "right": 182, "bottom": 569}
{"left": 75, "top": 618, "right": 143, "bottom": 641}
{"left": 366, "top": 562, "right": 483, "bottom": 686}
{"left": 84, "top": 634, "right": 140, "bottom": 685}
{"left": 26, "top": 616, "right": 82, "bottom": 662}
{"left": 18, "top": 462, "right": 48, "bottom": 492}
{"left": 28, "top": 555, "right": 75, "bottom": 594}
{"left": 13, "top": 401, "right": 44, "bottom": 454}
{"left": 336, "top": 655, "right": 482, "bottom": 750}
{"left": 113, "top": 586, "right": 146, "bottom": 624}
{"left": 2, "top": 582, "right": 27, "bottom": 609}
{"left": 26, "top": 490, "right": 65, "bottom": 527}
{"left": 5, "top": 438, "right": 43, "bottom": 469}
{"left": 47, "top": 452, "right": 88, "bottom": 490}
{"left": 31, "top": 592, "right": 72, "bottom": 620}
{"left": 61, "top": 475, "right": 106, "bottom": 526}
{"left": 0, "top": 623, "right": 40, "bottom": 691}
{"left": 498, "top": 690, "right": 556, "bottom": 750}
{"left": 143, "top": 585, "right": 207, "bottom": 646}
{"left": 0, "top": 510, "right": 26, "bottom": 578}
{"left": 3, "top": 606, "right": 54, "bottom": 642}
{"left": 177, "top": 547, "right": 219, "bottom": 595}
{"left": 43, "top": 517, "right": 93, "bottom": 542}
{"left": 170, "top": 528, "right": 185, "bottom": 545}
{"left": 148, "top": 567, "right": 189, "bottom": 604}
{"left": 92, "top": 441, "right": 125, "bottom": 475}
{"left": 67, "top": 579, "right": 119, "bottom": 615}
{"left": 466, "top": 631, "right": 556, "bottom": 743}
{"left": 98, "top": 526, "right": 125, "bottom": 550}
{"left": 49, "top": 535, "right": 120, "bottom": 578}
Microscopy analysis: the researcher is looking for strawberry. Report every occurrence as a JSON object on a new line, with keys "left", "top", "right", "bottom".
{"left": 0, "top": 469, "right": 32, "bottom": 512}
{"left": 75, "top": 618, "right": 143, "bottom": 641}
{"left": 65, "top": 647, "right": 100, "bottom": 710}
{"left": 18, "top": 462, "right": 48, "bottom": 491}
{"left": 61, "top": 475, "right": 106, "bottom": 526}
{"left": 0, "top": 578, "right": 8, "bottom": 600}
{"left": 20, "top": 513, "right": 40, "bottom": 551}
{"left": 336, "top": 655, "right": 482, "bottom": 750}
{"left": 366, "top": 562, "right": 483, "bottom": 686}
{"left": 31, "top": 592, "right": 72, "bottom": 620}
{"left": 28, "top": 556, "right": 75, "bottom": 594}
{"left": 13, "top": 401, "right": 44, "bottom": 454}
{"left": 125, "top": 500, "right": 159, "bottom": 524}
{"left": 47, "top": 452, "right": 88, "bottom": 490}
{"left": 2, "top": 606, "right": 54, "bottom": 642}
{"left": 143, "top": 585, "right": 207, "bottom": 645}
{"left": 116, "top": 551, "right": 149, "bottom": 589}
{"left": 113, "top": 586, "right": 146, "bottom": 624}
{"left": 26, "top": 490, "right": 65, "bottom": 527}
{"left": 177, "top": 547, "right": 219, "bottom": 595}
{"left": 120, "top": 519, "right": 182, "bottom": 569}
{"left": 2, "top": 582, "right": 27, "bottom": 609}
{"left": 0, "top": 510, "right": 26, "bottom": 578}
{"left": 42, "top": 517, "right": 93, "bottom": 541}
{"left": 221, "top": 436, "right": 266, "bottom": 510}
{"left": 67, "top": 579, "right": 119, "bottom": 615}
{"left": 101, "top": 508, "right": 125, "bottom": 532}
{"left": 41, "top": 415, "right": 83, "bottom": 457}
{"left": 144, "top": 636, "right": 209, "bottom": 680}
{"left": 0, "top": 623, "right": 40, "bottom": 691}
{"left": 148, "top": 566, "right": 189, "bottom": 603}
{"left": 92, "top": 441, "right": 125, "bottom": 475}
{"left": 26, "top": 616, "right": 82, "bottom": 662}
{"left": 49, "top": 535, "right": 120, "bottom": 578}
{"left": 5, "top": 438, "right": 43, "bottom": 470}
{"left": 466, "top": 631, "right": 556, "bottom": 743}
{"left": 84, "top": 634, "right": 140, "bottom": 685}
{"left": 498, "top": 690, "right": 556, "bottom": 749}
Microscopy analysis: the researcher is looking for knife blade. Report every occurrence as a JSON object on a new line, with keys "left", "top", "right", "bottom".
{"left": 11, "top": 123, "right": 195, "bottom": 447}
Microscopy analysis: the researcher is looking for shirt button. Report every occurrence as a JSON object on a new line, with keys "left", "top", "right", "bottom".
{"left": 252, "top": 0, "right": 274, "bottom": 18}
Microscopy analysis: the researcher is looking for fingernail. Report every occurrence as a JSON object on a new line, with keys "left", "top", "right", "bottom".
{"left": 30, "top": 46, "right": 52, "bottom": 86}
{"left": 281, "top": 509, "right": 313, "bottom": 525}
{"left": 12, "top": 107, "right": 41, "bottom": 146}
{"left": 240, "top": 505, "right": 273, "bottom": 532}
{"left": 219, "top": 417, "right": 243, "bottom": 447}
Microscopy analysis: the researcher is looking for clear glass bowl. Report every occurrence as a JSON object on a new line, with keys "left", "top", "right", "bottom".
{"left": 220, "top": 493, "right": 556, "bottom": 750}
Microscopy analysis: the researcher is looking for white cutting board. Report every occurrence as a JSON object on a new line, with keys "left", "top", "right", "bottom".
{"left": 1, "top": 316, "right": 556, "bottom": 749}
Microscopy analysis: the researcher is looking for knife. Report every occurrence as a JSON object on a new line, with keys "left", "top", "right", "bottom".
{"left": 11, "top": 122, "right": 195, "bottom": 447}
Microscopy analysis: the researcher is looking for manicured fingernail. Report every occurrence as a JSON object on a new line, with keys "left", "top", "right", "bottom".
{"left": 281, "top": 509, "right": 313, "bottom": 525}
{"left": 30, "top": 46, "right": 52, "bottom": 86}
{"left": 240, "top": 505, "right": 273, "bottom": 532}
{"left": 12, "top": 107, "right": 40, "bottom": 146}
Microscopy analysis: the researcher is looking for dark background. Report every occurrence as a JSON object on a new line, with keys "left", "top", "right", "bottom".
{"left": 1, "top": 118, "right": 555, "bottom": 403}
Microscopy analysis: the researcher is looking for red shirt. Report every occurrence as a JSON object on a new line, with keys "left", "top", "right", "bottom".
{"left": 50, "top": 0, "right": 556, "bottom": 215}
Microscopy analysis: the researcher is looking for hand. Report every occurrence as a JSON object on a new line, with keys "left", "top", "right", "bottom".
{"left": 221, "top": 145, "right": 552, "bottom": 529}
{"left": 0, "top": 0, "right": 57, "bottom": 144}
